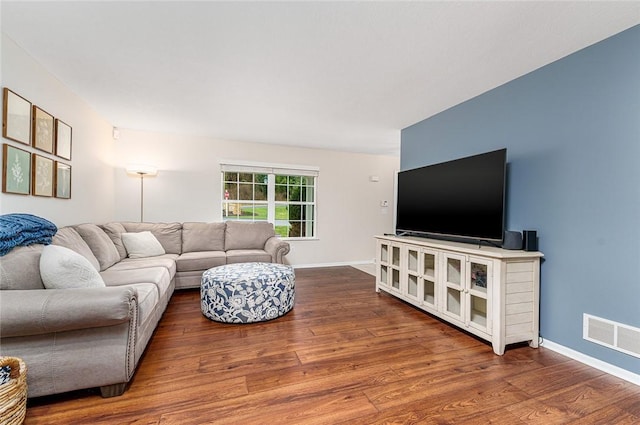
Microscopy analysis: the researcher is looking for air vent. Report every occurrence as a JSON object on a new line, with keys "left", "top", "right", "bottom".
{"left": 583, "top": 314, "right": 640, "bottom": 359}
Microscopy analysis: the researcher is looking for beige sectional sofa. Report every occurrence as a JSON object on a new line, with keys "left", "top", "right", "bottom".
{"left": 0, "top": 221, "right": 289, "bottom": 398}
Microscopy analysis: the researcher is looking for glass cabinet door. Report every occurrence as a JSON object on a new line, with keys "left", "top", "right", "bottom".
{"left": 377, "top": 242, "right": 390, "bottom": 287}
{"left": 443, "top": 253, "right": 465, "bottom": 322}
{"left": 406, "top": 247, "right": 420, "bottom": 299}
{"left": 391, "top": 268, "right": 400, "bottom": 290}
{"left": 467, "top": 258, "right": 491, "bottom": 332}
{"left": 380, "top": 242, "right": 389, "bottom": 264}
{"left": 392, "top": 246, "right": 400, "bottom": 267}
{"left": 421, "top": 250, "right": 437, "bottom": 309}
{"left": 390, "top": 244, "right": 401, "bottom": 291}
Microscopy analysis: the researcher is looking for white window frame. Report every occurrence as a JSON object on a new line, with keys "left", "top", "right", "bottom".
{"left": 220, "top": 160, "right": 319, "bottom": 240}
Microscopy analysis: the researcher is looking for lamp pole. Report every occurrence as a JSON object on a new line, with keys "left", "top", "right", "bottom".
{"left": 139, "top": 172, "right": 145, "bottom": 222}
{"left": 126, "top": 165, "right": 157, "bottom": 222}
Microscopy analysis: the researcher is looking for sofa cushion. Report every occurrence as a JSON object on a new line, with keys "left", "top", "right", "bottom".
{"left": 224, "top": 221, "right": 276, "bottom": 251}
{"left": 226, "top": 249, "right": 273, "bottom": 264}
{"left": 101, "top": 267, "right": 171, "bottom": 298}
{"left": 121, "top": 222, "right": 183, "bottom": 254}
{"left": 101, "top": 267, "right": 172, "bottom": 326}
{"left": 182, "top": 222, "right": 225, "bottom": 252}
{"left": 122, "top": 232, "right": 166, "bottom": 258}
{"left": 74, "top": 223, "right": 120, "bottom": 271}
{"left": 0, "top": 245, "right": 45, "bottom": 290}
{"left": 40, "top": 245, "right": 106, "bottom": 289}
{"left": 108, "top": 254, "right": 178, "bottom": 278}
{"left": 100, "top": 222, "right": 128, "bottom": 261}
{"left": 129, "top": 282, "right": 159, "bottom": 333}
{"left": 130, "top": 281, "right": 162, "bottom": 363}
{"left": 175, "top": 251, "right": 226, "bottom": 272}
{"left": 52, "top": 227, "right": 100, "bottom": 271}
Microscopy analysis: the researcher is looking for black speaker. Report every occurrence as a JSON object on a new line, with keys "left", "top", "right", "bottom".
{"left": 502, "top": 231, "right": 522, "bottom": 250}
{"left": 523, "top": 230, "right": 538, "bottom": 251}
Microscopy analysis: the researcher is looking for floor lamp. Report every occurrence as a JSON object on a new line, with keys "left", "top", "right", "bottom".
{"left": 126, "top": 165, "right": 158, "bottom": 222}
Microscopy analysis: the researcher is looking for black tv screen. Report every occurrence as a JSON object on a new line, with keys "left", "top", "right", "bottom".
{"left": 396, "top": 148, "right": 507, "bottom": 243}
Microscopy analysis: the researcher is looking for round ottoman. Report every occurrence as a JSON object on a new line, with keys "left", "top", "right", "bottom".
{"left": 201, "top": 262, "right": 295, "bottom": 323}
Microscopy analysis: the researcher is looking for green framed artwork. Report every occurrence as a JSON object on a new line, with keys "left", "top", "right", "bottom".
{"left": 55, "top": 161, "right": 71, "bottom": 199}
{"left": 2, "top": 143, "right": 31, "bottom": 195}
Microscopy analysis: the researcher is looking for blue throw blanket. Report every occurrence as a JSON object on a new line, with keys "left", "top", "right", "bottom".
{"left": 0, "top": 213, "right": 58, "bottom": 256}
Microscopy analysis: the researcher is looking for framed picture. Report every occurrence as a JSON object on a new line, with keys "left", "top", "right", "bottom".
{"left": 2, "top": 143, "right": 31, "bottom": 195}
{"left": 32, "top": 154, "right": 54, "bottom": 197}
{"left": 2, "top": 88, "right": 31, "bottom": 145}
{"left": 32, "top": 106, "right": 54, "bottom": 153}
{"left": 55, "top": 161, "right": 71, "bottom": 199}
{"left": 55, "top": 119, "right": 72, "bottom": 160}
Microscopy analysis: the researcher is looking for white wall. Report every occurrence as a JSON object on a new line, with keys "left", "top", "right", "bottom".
{"left": 1, "top": 33, "right": 399, "bottom": 267}
{"left": 0, "top": 34, "right": 115, "bottom": 226}
{"left": 114, "top": 129, "right": 399, "bottom": 266}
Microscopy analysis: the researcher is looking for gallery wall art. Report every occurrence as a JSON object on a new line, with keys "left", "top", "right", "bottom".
{"left": 33, "top": 106, "right": 55, "bottom": 154}
{"left": 1, "top": 87, "right": 73, "bottom": 199}
{"left": 55, "top": 162, "right": 71, "bottom": 199}
{"left": 2, "top": 143, "right": 31, "bottom": 195}
{"left": 2, "top": 88, "right": 31, "bottom": 145}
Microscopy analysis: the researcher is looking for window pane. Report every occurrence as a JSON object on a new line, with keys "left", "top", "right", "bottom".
{"left": 288, "top": 176, "right": 301, "bottom": 185}
{"left": 275, "top": 204, "right": 288, "bottom": 220}
{"left": 288, "top": 185, "right": 300, "bottom": 202}
{"left": 223, "top": 202, "right": 238, "bottom": 219}
{"left": 224, "top": 183, "right": 238, "bottom": 200}
{"left": 289, "top": 222, "right": 301, "bottom": 237}
{"left": 255, "top": 174, "right": 268, "bottom": 184}
{"left": 274, "top": 224, "right": 287, "bottom": 238}
{"left": 239, "top": 173, "right": 253, "bottom": 183}
{"left": 224, "top": 172, "right": 238, "bottom": 182}
{"left": 275, "top": 184, "right": 287, "bottom": 201}
{"left": 305, "top": 205, "right": 315, "bottom": 220}
{"left": 289, "top": 204, "right": 301, "bottom": 220}
{"left": 225, "top": 202, "right": 245, "bottom": 218}
{"left": 301, "top": 186, "right": 314, "bottom": 202}
{"left": 240, "top": 204, "right": 254, "bottom": 219}
{"left": 275, "top": 175, "right": 287, "bottom": 185}
{"left": 238, "top": 183, "right": 253, "bottom": 200}
{"left": 253, "top": 204, "right": 267, "bottom": 220}
{"left": 255, "top": 184, "right": 267, "bottom": 201}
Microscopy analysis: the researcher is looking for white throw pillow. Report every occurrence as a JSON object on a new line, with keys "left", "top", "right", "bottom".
{"left": 121, "top": 231, "right": 166, "bottom": 258}
{"left": 40, "top": 245, "right": 106, "bottom": 289}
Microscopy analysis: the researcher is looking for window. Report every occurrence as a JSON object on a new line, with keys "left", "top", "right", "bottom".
{"left": 221, "top": 162, "right": 318, "bottom": 239}
{"left": 274, "top": 175, "right": 315, "bottom": 238}
{"left": 222, "top": 172, "right": 268, "bottom": 221}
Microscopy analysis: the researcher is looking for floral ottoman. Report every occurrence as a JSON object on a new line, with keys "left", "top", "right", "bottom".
{"left": 201, "top": 262, "right": 295, "bottom": 323}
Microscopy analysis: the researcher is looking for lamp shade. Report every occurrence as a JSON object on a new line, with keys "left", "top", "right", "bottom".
{"left": 126, "top": 164, "right": 158, "bottom": 176}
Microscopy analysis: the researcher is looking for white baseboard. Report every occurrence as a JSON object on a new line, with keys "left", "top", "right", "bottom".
{"left": 291, "top": 260, "right": 373, "bottom": 269}
{"left": 541, "top": 339, "right": 640, "bottom": 387}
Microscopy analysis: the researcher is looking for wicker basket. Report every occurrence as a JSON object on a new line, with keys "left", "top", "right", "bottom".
{"left": 0, "top": 357, "right": 27, "bottom": 425}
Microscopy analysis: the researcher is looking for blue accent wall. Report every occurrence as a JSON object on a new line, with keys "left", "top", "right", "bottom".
{"left": 401, "top": 25, "right": 640, "bottom": 374}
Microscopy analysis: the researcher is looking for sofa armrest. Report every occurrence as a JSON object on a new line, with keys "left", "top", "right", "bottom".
{"left": 264, "top": 237, "right": 290, "bottom": 264}
{"left": 0, "top": 287, "right": 136, "bottom": 338}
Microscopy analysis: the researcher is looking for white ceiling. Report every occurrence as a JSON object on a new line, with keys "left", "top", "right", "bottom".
{"left": 2, "top": 2, "right": 639, "bottom": 156}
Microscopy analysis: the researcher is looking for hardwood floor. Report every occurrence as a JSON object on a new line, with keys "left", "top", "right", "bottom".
{"left": 25, "top": 266, "right": 640, "bottom": 424}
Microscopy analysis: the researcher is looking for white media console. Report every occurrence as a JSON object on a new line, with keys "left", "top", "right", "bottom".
{"left": 375, "top": 235, "right": 543, "bottom": 355}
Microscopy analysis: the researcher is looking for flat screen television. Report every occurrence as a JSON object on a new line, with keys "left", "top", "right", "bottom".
{"left": 395, "top": 148, "right": 507, "bottom": 243}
